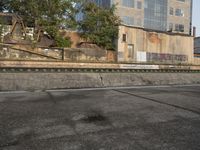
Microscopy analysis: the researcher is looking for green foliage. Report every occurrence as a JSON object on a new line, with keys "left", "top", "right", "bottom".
{"left": 45, "top": 26, "right": 58, "bottom": 39}
{"left": 0, "top": 25, "right": 3, "bottom": 42}
{"left": 5, "top": 0, "right": 79, "bottom": 29}
{"left": 78, "top": 2, "right": 121, "bottom": 50}
{"left": 0, "top": 0, "right": 8, "bottom": 12}
{"left": 0, "top": 18, "right": 5, "bottom": 42}
{"left": 55, "top": 36, "right": 72, "bottom": 48}
{"left": 0, "top": 0, "right": 121, "bottom": 49}
{"left": 43, "top": 26, "right": 72, "bottom": 47}
{"left": 2, "top": 0, "right": 77, "bottom": 47}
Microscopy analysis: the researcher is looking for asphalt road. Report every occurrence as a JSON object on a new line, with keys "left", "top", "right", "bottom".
{"left": 0, "top": 85, "right": 200, "bottom": 150}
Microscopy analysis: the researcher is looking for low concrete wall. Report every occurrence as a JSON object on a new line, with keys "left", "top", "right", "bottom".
{"left": 1, "top": 61, "right": 200, "bottom": 70}
{"left": 0, "top": 73, "right": 200, "bottom": 91}
{"left": 64, "top": 48, "right": 107, "bottom": 62}
{"left": 0, "top": 44, "right": 63, "bottom": 60}
{"left": 193, "top": 58, "right": 200, "bottom": 65}
{"left": 0, "top": 44, "right": 116, "bottom": 62}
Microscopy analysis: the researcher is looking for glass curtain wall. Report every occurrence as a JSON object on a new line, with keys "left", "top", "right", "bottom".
{"left": 144, "top": 0, "right": 168, "bottom": 31}
{"left": 75, "top": 0, "right": 111, "bottom": 22}
{"left": 91, "top": 0, "right": 111, "bottom": 7}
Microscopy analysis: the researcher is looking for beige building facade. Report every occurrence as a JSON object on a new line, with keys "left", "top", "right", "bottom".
{"left": 117, "top": 25, "right": 194, "bottom": 64}
{"left": 95, "top": 0, "right": 193, "bottom": 35}
{"left": 168, "top": 0, "right": 192, "bottom": 35}
{"left": 93, "top": 0, "right": 195, "bottom": 64}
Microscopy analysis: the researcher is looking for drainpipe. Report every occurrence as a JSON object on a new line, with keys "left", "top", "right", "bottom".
{"left": 193, "top": 26, "right": 196, "bottom": 37}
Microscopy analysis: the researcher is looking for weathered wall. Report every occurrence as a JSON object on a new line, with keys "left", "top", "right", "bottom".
{"left": 0, "top": 44, "right": 116, "bottom": 62}
{"left": 0, "top": 72, "right": 200, "bottom": 91}
{"left": 118, "top": 26, "right": 194, "bottom": 64}
{"left": 193, "top": 58, "right": 200, "bottom": 65}
{"left": 0, "top": 47, "right": 53, "bottom": 60}
{"left": 64, "top": 48, "right": 106, "bottom": 62}
{"left": 0, "top": 44, "right": 63, "bottom": 60}
{"left": 64, "top": 48, "right": 116, "bottom": 62}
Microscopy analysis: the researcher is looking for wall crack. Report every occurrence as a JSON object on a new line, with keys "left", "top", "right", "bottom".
{"left": 99, "top": 73, "right": 104, "bottom": 87}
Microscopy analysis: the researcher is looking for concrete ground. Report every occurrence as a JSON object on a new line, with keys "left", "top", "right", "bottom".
{"left": 0, "top": 85, "right": 200, "bottom": 150}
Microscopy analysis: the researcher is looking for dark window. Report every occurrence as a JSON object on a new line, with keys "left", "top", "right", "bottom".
{"left": 170, "top": 7, "right": 174, "bottom": 15}
{"left": 175, "top": 24, "right": 184, "bottom": 32}
{"left": 122, "top": 0, "right": 135, "bottom": 8}
{"left": 137, "top": 1, "right": 142, "bottom": 9}
{"left": 169, "top": 23, "right": 173, "bottom": 31}
{"left": 177, "top": 0, "right": 185, "bottom": 2}
{"left": 175, "top": 9, "right": 184, "bottom": 16}
{"left": 122, "top": 34, "right": 127, "bottom": 42}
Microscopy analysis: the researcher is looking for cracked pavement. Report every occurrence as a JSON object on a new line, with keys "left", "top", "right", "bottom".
{"left": 0, "top": 85, "right": 200, "bottom": 150}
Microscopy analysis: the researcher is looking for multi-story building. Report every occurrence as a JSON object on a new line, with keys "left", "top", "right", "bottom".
{"left": 91, "top": 0, "right": 194, "bottom": 64}
{"left": 74, "top": 0, "right": 195, "bottom": 64}
{"left": 95, "top": 0, "right": 193, "bottom": 35}
{"left": 194, "top": 37, "right": 200, "bottom": 57}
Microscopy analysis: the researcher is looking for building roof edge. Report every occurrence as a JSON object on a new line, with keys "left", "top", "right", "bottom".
{"left": 120, "top": 24, "right": 193, "bottom": 37}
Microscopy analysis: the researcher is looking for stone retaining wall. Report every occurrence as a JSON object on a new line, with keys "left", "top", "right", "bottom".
{"left": 0, "top": 73, "right": 200, "bottom": 91}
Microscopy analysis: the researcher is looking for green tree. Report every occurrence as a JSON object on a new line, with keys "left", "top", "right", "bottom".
{"left": 0, "top": 21, "right": 3, "bottom": 42}
{"left": 78, "top": 2, "right": 121, "bottom": 50}
{"left": 0, "top": 17, "right": 7, "bottom": 42}
{"left": 0, "top": 0, "right": 8, "bottom": 12}
{"left": 1, "top": 0, "right": 79, "bottom": 47}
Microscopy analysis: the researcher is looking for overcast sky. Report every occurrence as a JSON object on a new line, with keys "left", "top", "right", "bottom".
{"left": 193, "top": 0, "right": 200, "bottom": 36}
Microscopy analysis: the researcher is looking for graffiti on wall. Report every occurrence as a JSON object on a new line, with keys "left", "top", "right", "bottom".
{"left": 146, "top": 52, "right": 188, "bottom": 63}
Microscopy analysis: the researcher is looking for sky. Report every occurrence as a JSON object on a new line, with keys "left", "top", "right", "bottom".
{"left": 193, "top": 0, "right": 200, "bottom": 36}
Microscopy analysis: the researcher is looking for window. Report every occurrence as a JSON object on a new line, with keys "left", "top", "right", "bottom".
{"left": 122, "top": 34, "right": 127, "bottom": 42}
{"left": 175, "top": 9, "right": 184, "bottom": 16}
{"left": 137, "top": 1, "right": 142, "bottom": 9}
{"left": 122, "top": 16, "right": 134, "bottom": 26}
{"left": 175, "top": 24, "right": 184, "bottom": 32}
{"left": 169, "top": 23, "right": 173, "bottom": 31}
{"left": 170, "top": 7, "right": 174, "bottom": 15}
{"left": 144, "top": 0, "right": 168, "bottom": 31}
{"left": 122, "top": 0, "right": 134, "bottom": 8}
{"left": 136, "top": 18, "right": 142, "bottom": 26}
{"left": 177, "top": 0, "right": 185, "bottom": 2}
